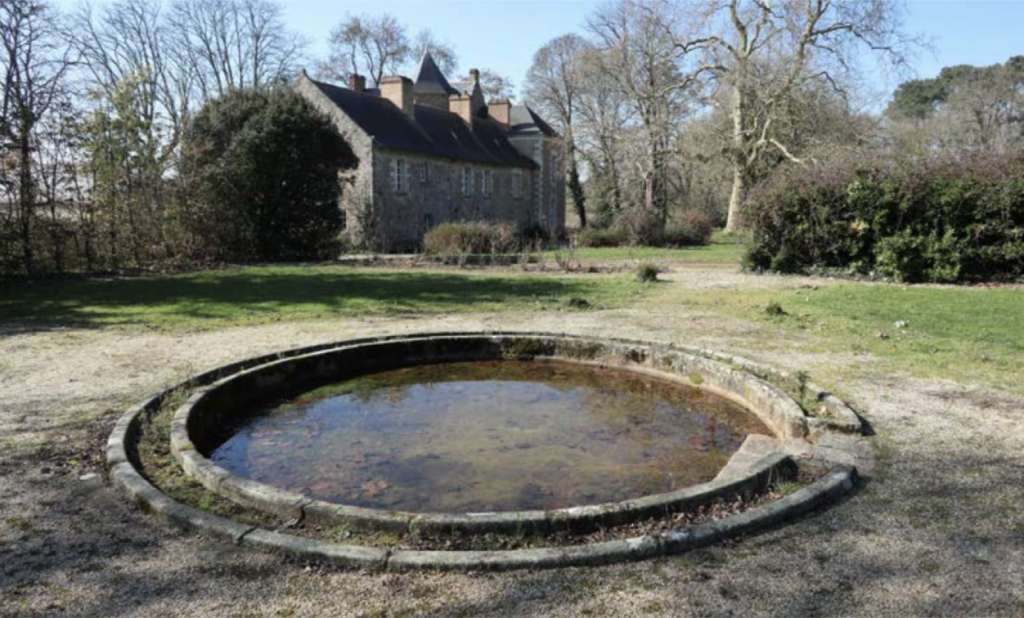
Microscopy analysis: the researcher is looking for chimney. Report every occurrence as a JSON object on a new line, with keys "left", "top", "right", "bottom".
{"left": 489, "top": 100, "right": 511, "bottom": 129}
{"left": 469, "top": 68, "right": 480, "bottom": 84}
{"left": 348, "top": 73, "right": 366, "bottom": 93}
{"left": 380, "top": 75, "right": 414, "bottom": 116}
{"left": 449, "top": 93, "right": 473, "bottom": 124}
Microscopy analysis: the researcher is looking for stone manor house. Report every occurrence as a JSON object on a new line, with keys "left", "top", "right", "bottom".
{"left": 296, "top": 52, "right": 566, "bottom": 249}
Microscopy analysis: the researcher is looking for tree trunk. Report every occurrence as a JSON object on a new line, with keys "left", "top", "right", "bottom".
{"left": 566, "top": 140, "right": 587, "bottom": 228}
{"left": 18, "top": 126, "right": 34, "bottom": 275}
{"left": 108, "top": 200, "right": 119, "bottom": 269}
{"left": 725, "top": 163, "right": 745, "bottom": 233}
{"left": 725, "top": 81, "right": 747, "bottom": 233}
{"left": 606, "top": 149, "right": 621, "bottom": 215}
{"left": 645, "top": 139, "right": 668, "bottom": 225}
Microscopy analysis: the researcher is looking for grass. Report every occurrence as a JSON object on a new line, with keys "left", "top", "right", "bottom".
{"left": 0, "top": 265, "right": 648, "bottom": 330}
{"left": 554, "top": 241, "right": 743, "bottom": 263}
{"left": 674, "top": 282, "right": 1024, "bottom": 393}
{"left": 635, "top": 263, "right": 662, "bottom": 283}
{"left": 544, "top": 230, "right": 745, "bottom": 263}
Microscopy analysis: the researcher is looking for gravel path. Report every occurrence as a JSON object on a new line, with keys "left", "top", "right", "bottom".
{"left": 1, "top": 266, "right": 1022, "bottom": 617}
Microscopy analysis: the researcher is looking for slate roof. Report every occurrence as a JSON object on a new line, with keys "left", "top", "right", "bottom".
{"left": 308, "top": 78, "right": 536, "bottom": 170}
{"left": 509, "top": 105, "right": 560, "bottom": 137}
{"left": 449, "top": 80, "right": 474, "bottom": 96}
{"left": 413, "top": 52, "right": 459, "bottom": 96}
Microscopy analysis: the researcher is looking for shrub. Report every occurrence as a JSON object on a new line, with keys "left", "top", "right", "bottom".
{"left": 744, "top": 152, "right": 1024, "bottom": 283}
{"left": 764, "top": 301, "right": 788, "bottom": 317}
{"left": 566, "top": 296, "right": 591, "bottom": 310}
{"left": 520, "top": 223, "right": 550, "bottom": 245}
{"left": 575, "top": 208, "right": 713, "bottom": 249}
{"left": 552, "top": 243, "right": 579, "bottom": 272}
{"left": 615, "top": 208, "right": 663, "bottom": 246}
{"left": 635, "top": 262, "right": 662, "bottom": 283}
{"left": 423, "top": 222, "right": 519, "bottom": 264}
{"left": 662, "top": 209, "right": 715, "bottom": 247}
{"left": 575, "top": 227, "right": 623, "bottom": 248}
{"left": 181, "top": 87, "right": 356, "bottom": 262}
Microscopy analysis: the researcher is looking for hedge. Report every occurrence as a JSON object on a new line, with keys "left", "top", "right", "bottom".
{"left": 743, "top": 153, "right": 1024, "bottom": 283}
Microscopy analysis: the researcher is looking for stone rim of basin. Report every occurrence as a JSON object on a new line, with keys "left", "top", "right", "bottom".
{"left": 162, "top": 333, "right": 859, "bottom": 535}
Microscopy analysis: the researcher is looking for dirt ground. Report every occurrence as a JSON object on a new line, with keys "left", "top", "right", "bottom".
{"left": 2, "top": 265, "right": 1023, "bottom": 617}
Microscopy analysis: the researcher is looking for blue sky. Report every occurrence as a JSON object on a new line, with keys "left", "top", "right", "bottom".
{"left": 56, "top": 0, "right": 1024, "bottom": 104}
{"left": 283, "top": 0, "right": 1024, "bottom": 101}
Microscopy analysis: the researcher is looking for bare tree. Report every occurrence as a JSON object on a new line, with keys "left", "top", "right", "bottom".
{"left": 700, "top": 0, "right": 915, "bottom": 231}
{"left": 526, "top": 34, "right": 590, "bottom": 227}
{"left": 575, "top": 45, "right": 630, "bottom": 225}
{"left": 1, "top": 0, "right": 73, "bottom": 274}
{"left": 587, "top": 0, "right": 716, "bottom": 222}
{"left": 32, "top": 90, "right": 87, "bottom": 273}
{"left": 460, "top": 67, "right": 514, "bottom": 101}
{"left": 67, "top": 0, "right": 185, "bottom": 168}
{"left": 168, "top": 0, "right": 304, "bottom": 99}
{"left": 318, "top": 13, "right": 408, "bottom": 86}
{"left": 412, "top": 30, "right": 458, "bottom": 76}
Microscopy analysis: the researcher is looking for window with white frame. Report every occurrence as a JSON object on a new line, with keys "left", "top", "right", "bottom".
{"left": 389, "top": 157, "right": 409, "bottom": 194}
{"left": 512, "top": 170, "right": 522, "bottom": 199}
{"left": 461, "top": 166, "right": 473, "bottom": 196}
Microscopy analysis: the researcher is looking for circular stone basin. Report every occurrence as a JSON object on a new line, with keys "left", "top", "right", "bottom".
{"left": 210, "top": 360, "right": 769, "bottom": 513}
{"left": 170, "top": 333, "right": 824, "bottom": 535}
{"left": 110, "top": 333, "right": 863, "bottom": 570}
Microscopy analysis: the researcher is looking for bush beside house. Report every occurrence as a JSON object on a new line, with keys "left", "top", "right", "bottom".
{"left": 181, "top": 87, "right": 357, "bottom": 263}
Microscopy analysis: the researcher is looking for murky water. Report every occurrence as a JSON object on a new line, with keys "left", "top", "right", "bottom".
{"left": 211, "top": 360, "right": 768, "bottom": 513}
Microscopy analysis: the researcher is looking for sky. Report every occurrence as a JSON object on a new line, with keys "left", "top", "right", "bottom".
{"left": 55, "top": 0, "right": 1024, "bottom": 104}
{"left": 279, "top": 1, "right": 1024, "bottom": 97}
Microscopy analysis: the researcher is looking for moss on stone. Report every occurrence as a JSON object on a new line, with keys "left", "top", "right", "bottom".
{"left": 135, "top": 389, "right": 281, "bottom": 529}
{"left": 501, "top": 338, "right": 555, "bottom": 360}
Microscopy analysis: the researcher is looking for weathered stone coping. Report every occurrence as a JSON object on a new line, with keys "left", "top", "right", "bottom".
{"left": 107, "top": 331, "right": 864, "bottom": 571}
{"left": 167, "top": 333, "right": 827, "bottom": 534}
{"left": 108, "top": 444, "right": 855, "bottom": 571}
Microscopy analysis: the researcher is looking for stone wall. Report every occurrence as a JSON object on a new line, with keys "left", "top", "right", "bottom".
{"left": 508, "top": 134, "right": 566, "bottom": 238}
{"left": 297, "top": 72, "right": 563, "bottom": 250}
{"left": 372, "top": 149, "right": 536, "bottom": 249}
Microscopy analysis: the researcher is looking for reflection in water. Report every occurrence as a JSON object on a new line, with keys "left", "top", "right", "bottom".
{"left": 211, "top": 361, "right": 768, "bottom": 513}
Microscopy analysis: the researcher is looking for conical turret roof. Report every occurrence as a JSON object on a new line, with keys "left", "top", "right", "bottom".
{"left": 413, "top": 51, "right": 459, "bottom": 96}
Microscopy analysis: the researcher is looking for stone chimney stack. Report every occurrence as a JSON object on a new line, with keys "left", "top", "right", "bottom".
{"left": 380, "top": 75, "right": 414, "bottom": 116}
{"left": 489, "top": 100, "right": 511, "bottom": 129}
{"left": 449, "top": 93, "right": 474, "bottom": 124}
{"left": 348, "top": 73, "right": 366, "bottom": 93}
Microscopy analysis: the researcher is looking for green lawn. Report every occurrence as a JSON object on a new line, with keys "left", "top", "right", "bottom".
{"left": 0, "top": 266, "right": 648, "bottom": 330}
{"left": 674, "top": 283, "right": 1024, "bottom": 393}
{"left": 545, "top": 240, "right": 744, "bottom": 263}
